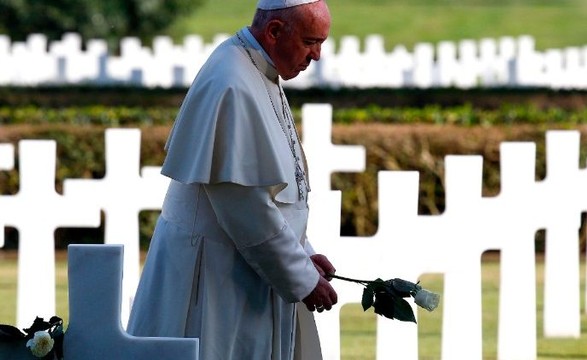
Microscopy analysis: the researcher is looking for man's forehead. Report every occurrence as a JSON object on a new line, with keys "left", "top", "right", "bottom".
{"left": 295, "top": 10, "right": 330, "bottom": 40}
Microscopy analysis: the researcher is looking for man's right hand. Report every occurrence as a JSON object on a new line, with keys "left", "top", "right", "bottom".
{"left": 302, "top": 276, "right": 338, "bottom": 313}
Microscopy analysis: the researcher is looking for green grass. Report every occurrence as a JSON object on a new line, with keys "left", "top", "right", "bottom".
{"left": 1, "top": 251, "right": 586, "bottom": 359}
{"left": 163, "top": 0, "right": 587, "bottom": 51}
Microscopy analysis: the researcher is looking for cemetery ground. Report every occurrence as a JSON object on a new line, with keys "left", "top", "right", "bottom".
{"left": 0, "top": 250, "right": 585, "bottom": 359}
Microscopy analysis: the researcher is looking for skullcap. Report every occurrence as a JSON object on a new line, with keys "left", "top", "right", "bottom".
{"left": 257, "top": 0, "right": 319, "bottom": 10}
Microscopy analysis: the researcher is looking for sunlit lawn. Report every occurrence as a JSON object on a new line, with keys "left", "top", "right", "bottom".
{"left": 1, "top": 251, "right": 586, "bottom": 359}
{"left": 164, "top": 0, "right": 587, "bottom": 51}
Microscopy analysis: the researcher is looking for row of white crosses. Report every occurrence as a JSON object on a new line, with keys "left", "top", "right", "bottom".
{"left": 304, "top": 106, "right": 585, "bottom": 359}
{"left": 0, "top": 32, "right": 225, "bottom": 88}
{"left": 1, "top": 32, "right": 587, "bottom": 89}
{"left": 0, "top": 104, "right": 586, "bottom": 359}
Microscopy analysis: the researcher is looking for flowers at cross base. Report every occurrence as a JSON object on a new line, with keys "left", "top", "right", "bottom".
{"left": 0, "top": 316, "right": 64, "bottom": 359}
{"left": 27, "top": 331, "right": 55, "bottom": 357}
{"left": 330, "top": 274, "right": 440, "bottom": 323}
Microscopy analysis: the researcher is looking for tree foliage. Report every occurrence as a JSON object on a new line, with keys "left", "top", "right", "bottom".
{"left": 0, "top": 0, "right": 204, "bottom": 47}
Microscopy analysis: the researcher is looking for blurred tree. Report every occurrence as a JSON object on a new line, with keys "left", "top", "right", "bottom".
{"left": 0, "top": 0, "right": 205, "bottom": 49}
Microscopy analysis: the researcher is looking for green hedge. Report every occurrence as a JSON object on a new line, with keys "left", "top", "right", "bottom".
{"left": 0, "top": 106, "right": 177, "bottom": 126}
{"left": 4, "top": 103, "right": 587, "bottom": 127}
{"left": 2, "top": 86, "right": 587, "bottom": 110}
{"left": 1, "top": 104, "right": 587, "bottom": 251}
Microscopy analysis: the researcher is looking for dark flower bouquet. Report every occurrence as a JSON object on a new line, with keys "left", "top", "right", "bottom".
{"left": 330, "top": 274, "right": 440, "bottom": 323}
{"left": 0, "top": 316, "right": 64, "bottom": 359}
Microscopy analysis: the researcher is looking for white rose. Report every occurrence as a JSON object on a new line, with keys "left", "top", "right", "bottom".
{"left": 414, "top": 288, "right": 440, "bottom": 312}
{"left": 26, "top": 331, "right": 54, "bottom": 358}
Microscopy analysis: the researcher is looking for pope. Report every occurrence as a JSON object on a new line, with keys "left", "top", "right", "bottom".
{"left": 126, "top": 1, "right": 338, "bottom": 359}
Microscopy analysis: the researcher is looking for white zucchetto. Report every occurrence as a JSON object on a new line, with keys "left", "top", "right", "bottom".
{"left": 257, "top": 0, "right": 319, "bottom": 10}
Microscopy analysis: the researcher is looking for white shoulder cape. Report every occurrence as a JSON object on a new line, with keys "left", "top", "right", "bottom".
{"left": 161, "top": 30, "right": 299, "bottom": 204}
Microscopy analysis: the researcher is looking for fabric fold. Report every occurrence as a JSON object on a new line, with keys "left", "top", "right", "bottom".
{"left": 204, "top": 182, "right": 319, "bottom": 302}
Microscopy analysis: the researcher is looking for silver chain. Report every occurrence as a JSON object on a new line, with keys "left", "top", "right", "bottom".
{"left": 236, "top": 33, "right": 309, "bottom": 200}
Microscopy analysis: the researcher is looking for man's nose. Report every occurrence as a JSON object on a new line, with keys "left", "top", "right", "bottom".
{"left": 310, "top": 43, "right": 321, "bottom": 61}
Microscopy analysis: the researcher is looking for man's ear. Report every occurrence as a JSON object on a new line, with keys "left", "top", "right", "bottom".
{"left": 266, "top": 20, "right": 285, "bottom": 42}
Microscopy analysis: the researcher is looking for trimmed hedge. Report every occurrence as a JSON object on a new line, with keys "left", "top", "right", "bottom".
{"left": 0, "top": 106, "right": 177, "bottom": 126}
{"left": 2, "top": 89, "right": 587, "bottom": 251}
{"left": 2, "top": 117, "right": 587, "bottom": 251}
{"left": 2, "top": 86, "right": 587, "bottom": 110}
{"left": 4, "top": 103, "right": 587, "bottom": 127}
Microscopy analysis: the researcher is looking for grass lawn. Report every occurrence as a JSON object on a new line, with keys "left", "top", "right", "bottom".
{"left": 163, "top": 0, "right": 587, "bottom": 51}
{"left": 1, "top": 251, "right": 585, "bottom": 359}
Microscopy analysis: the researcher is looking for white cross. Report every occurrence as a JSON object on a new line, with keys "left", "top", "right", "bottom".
{"left": 64, "top": 244, "right": 199, "bottom": 359}
{"left": 538, "top": 131, "right": 583, "bottom": 337}
{"left": 490, "top": 142, "right": 538, "bottom": 359}
{"left": 0, "top": 143, "right": 14, "bottom": 170}
{"left": 0, "top": 142, "right": 15, "bottom": 247}
{"left": 301, "top": 104, "right": 365, "bottom": 192}
{"left": 63, "top": 129, "right": 170, "bottom": 327}
{"left": 0, "top": 140, "right": 99, "bottom": 328}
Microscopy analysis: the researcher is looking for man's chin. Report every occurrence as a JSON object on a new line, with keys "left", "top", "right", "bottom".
{"left": 282, "top": 71, "right": 301, "bottom": 81}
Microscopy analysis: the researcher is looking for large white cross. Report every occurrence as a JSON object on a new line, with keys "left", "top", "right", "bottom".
{"left": 539, "top": 131, "right": 584, "bottom": 337}
{"left": 0, "top": 140, "right": 99, "bottom": 328}
{"left": 492, "top": 143, "right": 538, "bottom": 360}
{"left": 63, "top": 129, "right": 170, "bottom": 327}
{"left": 64, "top": 244, "right": 199, "bottom": 359}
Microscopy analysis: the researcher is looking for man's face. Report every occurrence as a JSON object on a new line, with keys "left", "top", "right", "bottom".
{"left": 272, "top": 3, "right": 331, "bottom": 80}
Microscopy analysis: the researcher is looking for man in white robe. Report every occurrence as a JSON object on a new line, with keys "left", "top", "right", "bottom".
{"left": 127, "top": 1, "right": 338, "bottom": 359}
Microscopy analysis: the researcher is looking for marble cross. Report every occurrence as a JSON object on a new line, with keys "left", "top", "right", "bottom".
{"left": 64, "top": 244, "right": 199, "bottom": 359}
{"left": 0, "top": 141, "right": 99, "bottom": 327}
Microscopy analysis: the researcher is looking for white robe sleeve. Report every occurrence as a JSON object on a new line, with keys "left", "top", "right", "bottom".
{"left": 303, "top": 236, "right": 316, "bottom": 255}
{"left": 203, "top": 182, "right": 320, "bottom": 303}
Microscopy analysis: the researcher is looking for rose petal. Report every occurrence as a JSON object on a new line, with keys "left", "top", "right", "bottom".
{"left": 414, "top": 289, "right": 440, "bottom": 312}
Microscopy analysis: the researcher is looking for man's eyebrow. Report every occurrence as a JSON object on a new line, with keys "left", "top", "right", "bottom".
{"left": 303, "top": 35, "right": 327, "bottom": 42}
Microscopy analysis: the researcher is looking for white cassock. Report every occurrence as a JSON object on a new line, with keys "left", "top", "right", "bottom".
{"left": 127, "top": 27, "right": 323, "bottom": 360}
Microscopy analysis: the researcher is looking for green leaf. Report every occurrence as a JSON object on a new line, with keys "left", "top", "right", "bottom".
{"left": 52, "top": 326, "right": 65, "bottom": 360}
{"left": 0, "top": 324, "right": 26, "bottom": 340}
{"left": 373, "top": 292, "right": 395, "bottom": 319}
{"left": 372, "top": 291, "right": 417, "bottom": 323}
{"left": 23, "top": 317, "right": 52, "bottom": 339}
{"left": 361, "top": 286, "right": 374, "bottom": 311}
{"left": 370, "top": 278, "right": 387, "bottom": 293}
{"left": 392, "top": 297, "right": 417, "bottom": 323}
